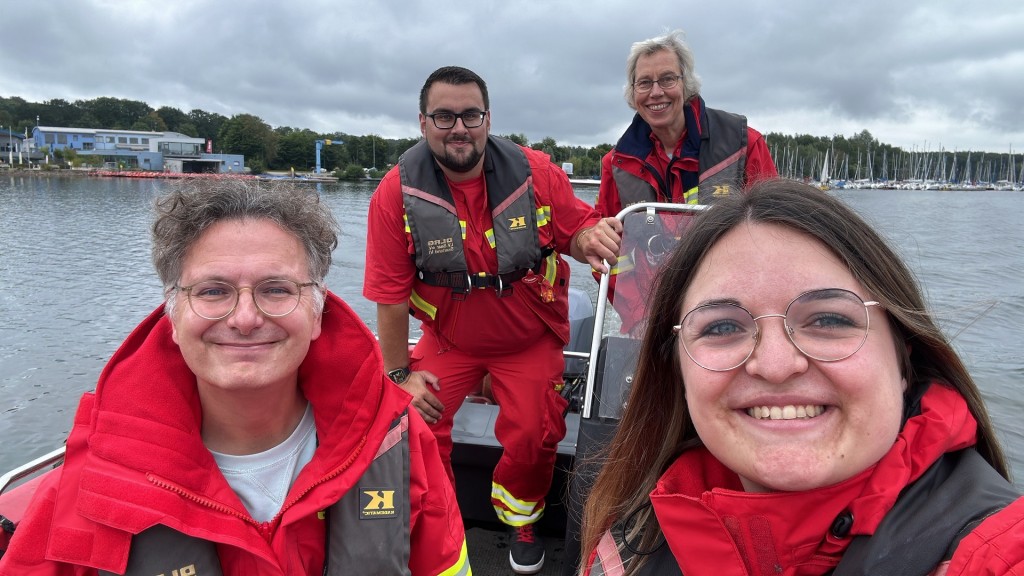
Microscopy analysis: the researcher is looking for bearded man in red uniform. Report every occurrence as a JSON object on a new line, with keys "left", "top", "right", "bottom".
{"left": 364, "top": 66, "right": 622, "bottom": 574}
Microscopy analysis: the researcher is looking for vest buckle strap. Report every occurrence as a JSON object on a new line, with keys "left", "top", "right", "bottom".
{"left": 467, "top": 271, "right": 517, "bottom": 297}
{"left": 418, "top": 269, "right": 531, "bottom": 298}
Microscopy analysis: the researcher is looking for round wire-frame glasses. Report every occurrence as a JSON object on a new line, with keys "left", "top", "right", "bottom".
{"left": 176, "top": 279, "right": 318, "bottom": 320}
{"left": 672, "top": 288, "right": 881, "bottom": 372}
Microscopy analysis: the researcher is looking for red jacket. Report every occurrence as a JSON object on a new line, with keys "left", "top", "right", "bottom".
{"left": 588, "top": 384, "right": 1024, "bottom": 575}
{"left": 0, "top": 293, "right": 469, "bottom": 575}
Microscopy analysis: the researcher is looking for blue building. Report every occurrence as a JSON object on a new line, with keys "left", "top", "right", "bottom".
{"left": 31, "top": 126, "right": 244, "bottom": 173}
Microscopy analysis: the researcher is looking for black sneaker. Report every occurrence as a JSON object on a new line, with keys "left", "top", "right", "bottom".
{"left": 509, "top": 523, "right": 545, "bottom": 574}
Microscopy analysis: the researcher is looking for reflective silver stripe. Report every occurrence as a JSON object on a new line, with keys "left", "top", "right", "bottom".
{"left": 400, "top": 141, "right": 468, "bottom": 275}
{"left": 590, "top": 529, "right": 626, "bottom": 576}
{"left": 328, "top": 413, "right": 411, "bottom": 575}
{"left": 695, "top": 108, "right": 747, "bottom": 203}
{"left": 399, "top": 136, "right": 543, "bottom": 278}
{"left": 111, "top": 415, "right": 415, "bottom": 575}
{"left": 614, "top": 106, "right": 747, "bottom": 207}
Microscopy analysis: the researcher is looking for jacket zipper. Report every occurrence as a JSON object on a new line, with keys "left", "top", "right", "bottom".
{"left": 146, "top": 435, "right": 367, "bottom": 541}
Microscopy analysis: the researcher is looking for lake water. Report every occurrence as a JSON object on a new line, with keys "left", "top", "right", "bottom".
{"left": 1, "top": 175, "right": 1022, "bottom": 487}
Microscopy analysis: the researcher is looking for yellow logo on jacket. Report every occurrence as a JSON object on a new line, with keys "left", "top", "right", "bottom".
{"left": 712, "top": 184, "right": 731, "bottom": 196}
{"left": 361, "top": 488, "right": 398, "bottom": 519}
{"left": 508, "top": 216, "right": 527, "bottom": 231}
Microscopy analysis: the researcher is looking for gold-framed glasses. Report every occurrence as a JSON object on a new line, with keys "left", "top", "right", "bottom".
{"left": 633, "top": 74, "right": 684, "bottom": 93}
{"left": 672, "top": 288, "right": 881, "bottom": 372}
{"left": 176, "top": 279, "right": 318, "bottom": 320}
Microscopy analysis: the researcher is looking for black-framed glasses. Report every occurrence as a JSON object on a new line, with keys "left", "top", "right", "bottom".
{"left": 632, "top": 74, "right": 684, "bottom": 93}
{"left": 425, "top": 110, "right": 488, "bottom": 129}
{"left": 176, "top": 279, "right": 318, "bottom": 320}
{"left": 672, "top": 288, "right": 881, "bottom": 372}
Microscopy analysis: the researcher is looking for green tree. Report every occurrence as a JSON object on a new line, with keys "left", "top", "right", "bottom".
{"left": 275, "top": 129, "right": 319, "bottom": 171}
{"left": 217, "top": 114, "right": 277, "bottom": 166}
{"left": 503, "top": 133, "right": 529, "bottom": 146}
{"left": 531, "top": 136, "right": 566, "bottom": 162}
{"left": 79, "top": 97, "right": 153, "bottom": 129}
{"left": 176, "top": 122, "right": 200, "bottom": 138}
{"left": 132, "top": 111, "right": 168, "bottom": 132}
{"left": 341, "top": 163, "right": 366, "bottom": 180}
{"left": 188, "top": 109, "right": 228, "bottom": 143}
{"left": 155, "top": 106, "right": 191, "bottom": 133}
{"left": 42, "top": 99, "right": 78, "bottom": 127}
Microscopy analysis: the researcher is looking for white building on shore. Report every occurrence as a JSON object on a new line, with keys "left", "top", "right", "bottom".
{"left": 31, "top": 126, "right": 244, "bottom": 173}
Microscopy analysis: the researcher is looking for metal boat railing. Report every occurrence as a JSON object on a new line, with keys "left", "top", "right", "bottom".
{"left": 582, "top": 202, "right": 706, "bottom": 419}
{"left": 0, "top": 446, "right": 66, "bottom": 496}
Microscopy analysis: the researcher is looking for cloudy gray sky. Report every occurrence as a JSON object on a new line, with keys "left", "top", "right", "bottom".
{"left": 3, "top": 0, "right": 1022, "bottom": 153}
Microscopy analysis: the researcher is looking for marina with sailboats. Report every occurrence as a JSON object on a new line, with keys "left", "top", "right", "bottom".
{"left": 772, "top": 136, "right": 1024, "bottom": 191}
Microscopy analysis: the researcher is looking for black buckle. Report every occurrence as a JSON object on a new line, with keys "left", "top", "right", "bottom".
{"left": 468, "top": 272, "right": 494, "bottom": 289}
{"left": 468, "top": 272, "right": 512, "bottom": 297}
{"left": 419, "top": 269, "right": 521, "bottom": 298}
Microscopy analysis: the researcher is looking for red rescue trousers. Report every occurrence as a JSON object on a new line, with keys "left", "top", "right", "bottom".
{"left": 411, "top": 329, "right": 568, "bottom": 526}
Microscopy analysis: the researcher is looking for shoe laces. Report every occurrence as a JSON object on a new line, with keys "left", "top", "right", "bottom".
{"left": 515, "top": 524, "right": 536, "bottom": 544}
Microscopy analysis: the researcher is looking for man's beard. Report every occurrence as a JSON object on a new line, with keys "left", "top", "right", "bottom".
{"left": 434, "top": 137, "right": 483, "bottom": 173}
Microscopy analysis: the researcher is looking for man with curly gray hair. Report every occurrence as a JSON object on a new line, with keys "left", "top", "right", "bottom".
{"left": 1, "top": 178, "right": 471, "bottom": 575}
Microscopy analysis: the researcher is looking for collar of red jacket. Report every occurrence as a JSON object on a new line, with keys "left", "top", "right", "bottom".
{"left": 36, "top": 292, "right": 403, "bottom": 572}
{"left": 649, "top": 383, "right": 978, "bottom": 575}
{"left": 85, "top": 290, "right": 389, "bottom": 495}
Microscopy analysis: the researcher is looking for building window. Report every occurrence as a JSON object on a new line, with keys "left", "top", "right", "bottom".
{"left": 118, "top": 137, "right": 127, "bottom": 144}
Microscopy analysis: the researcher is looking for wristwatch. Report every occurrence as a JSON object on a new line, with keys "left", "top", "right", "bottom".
{"left": 386, "top": 367, "right": 411, "bottom": 384}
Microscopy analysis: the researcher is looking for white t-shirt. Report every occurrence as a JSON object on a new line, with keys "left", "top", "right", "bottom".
{"left": 210, "top": 403, "right": 317, "bottom": 522}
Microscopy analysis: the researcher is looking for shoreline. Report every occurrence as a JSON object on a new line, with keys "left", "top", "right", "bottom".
{"left": 0, "top": 168, "right": 349, "bottom": 182}
{"left": 5, "top": 169, "right": 1014, "bottom": 192}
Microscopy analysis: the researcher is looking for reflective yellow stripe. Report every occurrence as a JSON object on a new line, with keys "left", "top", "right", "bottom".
{"left": 608, "top": 250, "right": 635, "bottom": 276}
{"left": 403, "top": 213, "right": 410, "bottom": 233}
{"left": 536, "top": 205, "right": 551, "bottom": 228}
{"left": 459, "top": 219, "right": 467, "bottom": 240}
{"left": 543, "top": 250, "right": 557, "bottom": 285}
{"left": 484, "top": 228, "right": 496, "bottom": 249}
{"left": 438, "top": 539, "right": 472, "bottom": 576}
{"left": 491, "top": 481, "right": 544, "bottom": 525}
{"left": 683, "top": 185, "right": 699, "bottom": 204}
{"left": 494, "top": 506, "right": 545, "bottom": 526}
{"left": 491, "top": 482, "right": 538, "bottom": 514}
{"left": 409, "top": 290, "right": 437, "bottom": 320}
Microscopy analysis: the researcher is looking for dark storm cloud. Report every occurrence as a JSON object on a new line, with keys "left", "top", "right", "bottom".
{"left": 2, "top": 0, "right": 1021, "bottom": 152}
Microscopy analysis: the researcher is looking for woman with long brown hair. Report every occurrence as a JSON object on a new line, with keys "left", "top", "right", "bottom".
{"left": 580, "top": 179, "right": 1022, "bottom": 575}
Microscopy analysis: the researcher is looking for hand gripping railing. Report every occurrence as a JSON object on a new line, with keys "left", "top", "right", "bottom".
{"left": 582, "top": 202, "right": 706, "bottom": 419}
